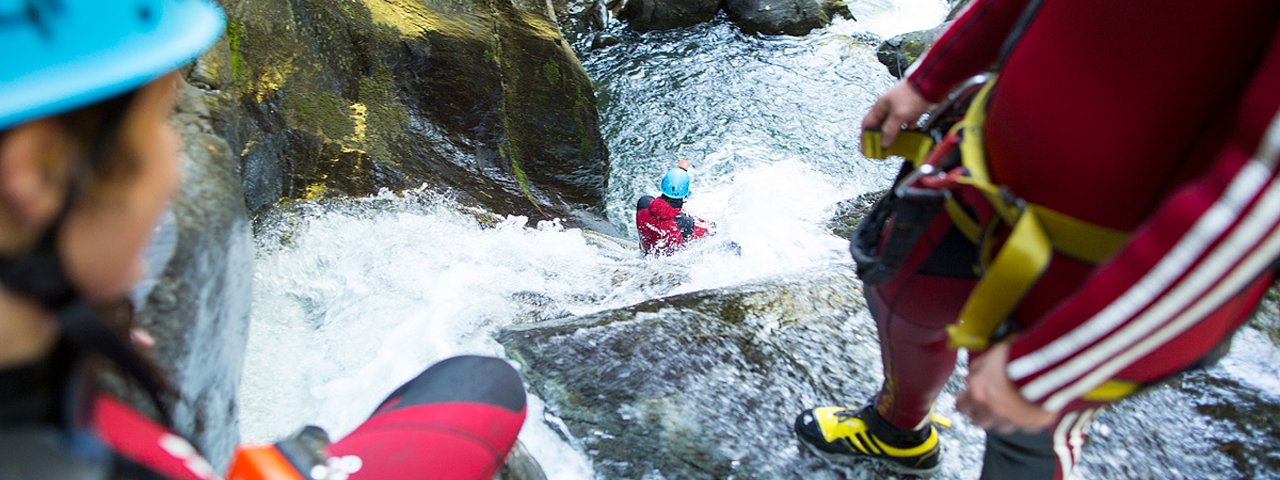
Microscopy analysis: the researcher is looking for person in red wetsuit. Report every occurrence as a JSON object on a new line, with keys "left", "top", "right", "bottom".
{"left": 636, "top": 164, "right": 713, "bottom": 255}
{"left": 795, "top": 0, "right": 1280, "bottom": 477}
{"left": 0, "top": 2, "right": 526, "bottom": 479}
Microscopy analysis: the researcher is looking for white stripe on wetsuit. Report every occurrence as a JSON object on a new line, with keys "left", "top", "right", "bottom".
{"left": 1053, "top": 408, "right": 1096, "bottom": 480}
{"left": 1009, "top": 111, "right": 1280, "bottom": 406}
{"left": 1042, "top": 211, "right": 1280, "bottom": 410}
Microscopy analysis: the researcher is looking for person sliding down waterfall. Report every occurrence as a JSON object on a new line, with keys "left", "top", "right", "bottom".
{"left": 635, "top": 161, "right": 716, "bottom": 256}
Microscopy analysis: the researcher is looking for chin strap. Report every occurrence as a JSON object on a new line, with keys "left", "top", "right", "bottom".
{"left": 0, "top": 227, "right": 173, "bottom": 427}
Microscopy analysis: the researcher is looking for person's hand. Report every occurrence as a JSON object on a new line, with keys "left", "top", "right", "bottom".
{"left": 956, "top": 341, "right": 1056, "bottom": 434}
{"left": 861, "top": 79, "right": 932, "bottom": 150}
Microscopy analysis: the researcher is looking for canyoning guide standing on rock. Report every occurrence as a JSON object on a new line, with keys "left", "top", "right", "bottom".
{"left": 636, "top": 160, "right": 716, "bottom": 256}
{"left": 794, "top": 0, "right": 1280, "bottom": 477}
{"left": 0, "top": 1, "right": 526, "bottom": 479}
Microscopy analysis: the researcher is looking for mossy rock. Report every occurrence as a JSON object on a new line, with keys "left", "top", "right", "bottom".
{"left": 876, "top": 23, "right": 949, "bottom": 79}
{"left": 211, "top": 0, "right": 607, "bottom": 222}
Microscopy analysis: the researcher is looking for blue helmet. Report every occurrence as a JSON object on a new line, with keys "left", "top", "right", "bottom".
{"left": 660, "top": 168, "right": 690, "bottom": 199}
{"left": 0, "top": 0, "right": 226, "bottom": 130}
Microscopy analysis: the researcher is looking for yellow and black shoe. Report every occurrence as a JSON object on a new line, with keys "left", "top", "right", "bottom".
{"left": 794, "top": 405, "right": 941, "bottom": 476}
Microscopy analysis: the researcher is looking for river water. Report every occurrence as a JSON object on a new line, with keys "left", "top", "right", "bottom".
{"left": 237, "top": 1, "right": 1279, "bottom": 478}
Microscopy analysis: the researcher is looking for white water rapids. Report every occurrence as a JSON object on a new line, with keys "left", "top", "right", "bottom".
{"left": 237, "top": 2, "right": 956, "bottom": 478}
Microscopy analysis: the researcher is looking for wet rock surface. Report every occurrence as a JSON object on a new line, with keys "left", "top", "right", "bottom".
{"left": 876, "top": 24, "right": 948, "bottom": 79}
{"left": 722, "top": 0, "right": 851, "bottom": 37}
{"left": 129, "top": 78, "right": 255, "bottom": 469}
{"left": 499, "top": 268, "right": 891, "bottom": 478}
{"left": 500, "top": 263, "right": 1280, "bottom": 478}
{"left": 209, "top": 0, "right": 608, "bottom": 222}
{"left": 617, "top": 0, "right": 721, "bottom": 31}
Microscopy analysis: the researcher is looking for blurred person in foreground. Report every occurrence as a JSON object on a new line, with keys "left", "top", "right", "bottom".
{"left": 0, "top": 1, "right": 525, "bottom": 478}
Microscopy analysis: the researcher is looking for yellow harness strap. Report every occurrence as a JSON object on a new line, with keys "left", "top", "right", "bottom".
{"left": 861, "top": 129, "right": 935, "bottom": 164}
{"left": 944, "top": 78, "right": 1131, "bottom": 350}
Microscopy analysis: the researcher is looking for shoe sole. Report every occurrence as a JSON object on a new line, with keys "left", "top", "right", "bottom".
{"left": 799, "top": 436, "right": 941, "bottom": 478}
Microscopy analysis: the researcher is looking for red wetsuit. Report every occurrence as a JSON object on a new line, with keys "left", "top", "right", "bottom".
{"left": 2, "top": 356, "right": 525, "bottom": 480}
{"left": 636, "top": 195, "right": 711, "bottom": 255}
{"left": 866, "top": 0, "right": 1280, "bottom": 477}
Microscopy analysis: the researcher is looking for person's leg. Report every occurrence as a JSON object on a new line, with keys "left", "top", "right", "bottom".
{"left": 867, "top": 226, "right": 977, "bottom": 430}
{"left": 981, "top": 408, "right": 1099, "bottom": 480}
{"left": 326, "top": 356, "right": 527, "bottom": 480}
{"left": 796, "top": 213, "right": 977, "bottom": 474}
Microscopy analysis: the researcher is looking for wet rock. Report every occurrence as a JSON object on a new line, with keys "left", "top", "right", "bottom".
{"left": 826, "top": 189, "right": 886, "bottom": 240}
{"left": 211, "top": 0, "right": 608, "bottom": 223}
{"left": 127, "top": 78, "right": 254, "bottom": 469}
{"left": 500, "top": 260, "right": 1280, "bottom": 478}
{"left": 590, "top": 32, "right": 623, "bottom": 49}
{"left": 874, "top": 0, "right": 972, "bottom": 78}
{"left": 498, "top": 267, "right": 891, "bottom": 478}
{"left": 876, "top": 23, "right": 948, "bottom": 79}
{"left": 617, "top": 0, "right": 720, "bottom": 31}
{"left": 722, "top": 0, "right": 851, "bottom": 37}
{"left": 496, "top": 441, "right": 549, "bottom": 480}
{"left": 946, "top": 0, "right": 974, "bottom": 21}
{"left": 1083, "top": 363, "right": 1280, "bottom": 477}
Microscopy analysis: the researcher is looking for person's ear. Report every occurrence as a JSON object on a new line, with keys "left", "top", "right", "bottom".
{"left": 0, "top": 120, "right": 71, "bottom": 228}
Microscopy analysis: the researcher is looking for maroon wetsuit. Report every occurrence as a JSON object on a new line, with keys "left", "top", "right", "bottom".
{"left": 866, "top": 1, "right": 1280, "bottom": 477}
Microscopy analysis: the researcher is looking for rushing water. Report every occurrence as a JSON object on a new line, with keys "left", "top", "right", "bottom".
{"left": 238, "top": 1, "right": 1278, "bottom": 478}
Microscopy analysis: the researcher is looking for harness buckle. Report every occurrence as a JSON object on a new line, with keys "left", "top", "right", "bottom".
{"left": 893, "top": 129, "right": 967, "bottom": 198}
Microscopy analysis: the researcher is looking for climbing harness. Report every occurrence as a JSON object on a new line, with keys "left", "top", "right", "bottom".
{"left": 852, "top": 74, "right": 1139, "bottom": 401}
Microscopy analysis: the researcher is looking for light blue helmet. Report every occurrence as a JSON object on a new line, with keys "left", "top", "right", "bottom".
{"left": 0, "top": 0, "right": 226, "bottom": 131}
{"left": 660, "top": 168, "right": 690, "bottom": 199}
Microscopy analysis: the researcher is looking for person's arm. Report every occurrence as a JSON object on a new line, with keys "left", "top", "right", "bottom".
{"left": 863, "top": 0, "right": 1029, "bottom": 148}
{"left": 1004, "top": 28, "right": 1280, "bottom": 415}
{"left": 905, "top": 0, "right": 1030, "bottom": 102}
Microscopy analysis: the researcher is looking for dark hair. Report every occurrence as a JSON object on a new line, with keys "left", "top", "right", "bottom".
{"left": 55, "top": 91, "right": 141, "bottom": 198}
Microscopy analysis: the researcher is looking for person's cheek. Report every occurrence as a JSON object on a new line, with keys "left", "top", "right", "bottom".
{"left": 128, "top": 125, "right": 182, "bottom": 286}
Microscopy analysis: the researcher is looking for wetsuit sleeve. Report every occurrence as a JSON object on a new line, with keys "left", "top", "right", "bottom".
{"left": 675, "top": 213, "right": 696, "bottom": 240}
{"left": 905, "top": 0, "right": 1030, "bottom": 102}
{"left": 1004, "top": 29, "right": 1280, "bottom": 413}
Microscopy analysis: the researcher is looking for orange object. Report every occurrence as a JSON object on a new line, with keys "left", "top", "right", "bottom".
{"left": 226, "top": 444, "right": 304, "bottom": 480}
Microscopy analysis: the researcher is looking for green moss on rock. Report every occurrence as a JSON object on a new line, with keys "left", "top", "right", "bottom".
{"left": 284, "top": 89, "right": 354, "bottom": 141}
